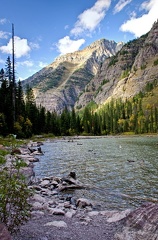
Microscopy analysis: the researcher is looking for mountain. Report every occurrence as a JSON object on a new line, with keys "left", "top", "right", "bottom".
{"left": 75, "top": 20, "right": 158, "bottom": 109}
{"left": 22, "top": 20, "right": 158, "bottom": 113}
{"left": 22, "top": 39, "right": 123, "bottom": 113}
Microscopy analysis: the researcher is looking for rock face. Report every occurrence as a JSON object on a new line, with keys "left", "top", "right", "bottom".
{"left": 0, "top": 223, "right": 12, "bottom": 240}
{"left": 115, "top": 202, "right": 158, "bottom": 240}
{"left": 22, "top": 20, "right": 158, "bottom": 113}
{"left": 22, "top": 39, "right": 123, "bottom": 113}
{"left": 76, "top": 20, "right": 158, "bottom": 108}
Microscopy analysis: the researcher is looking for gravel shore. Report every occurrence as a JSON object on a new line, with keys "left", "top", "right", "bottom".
{"left": 12, "top": 212, "right": 122, "bottom": 240}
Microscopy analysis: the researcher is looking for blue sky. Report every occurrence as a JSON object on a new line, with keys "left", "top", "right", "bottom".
{"left": 0, "top": 0, "right": 157, "bottom": 80}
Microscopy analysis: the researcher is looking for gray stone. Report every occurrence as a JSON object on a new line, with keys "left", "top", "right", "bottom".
{"left": 107, "top": 209, "right": 131, "bottom": 223}
{"left": 88, "top": 211, "right": 99, "bottom": 217}
{"left": 65, "top": 209, "right": 76, "bottom": 218}
{"left": 32, "top": 202, "right": 44, "bottom": 210}
{"left": 44, "top": 221, "right": 67, "bottom": 228}
{"left": 40, "top": 180, "right": 50, "bottom": 187}
{"left": 49, "top": 208, "right": 65, "bottom": 215}
{"left": 114, "top": 203, "right": 158, "bottom": 240}
{"left": 31, "top": 194, "right": 46, "bottom": 203}
{"left": 76, "top": 198, "right": 93, "bottom": 208}
{"left": 0, "top": 223, "right": 12, "bottom": 240}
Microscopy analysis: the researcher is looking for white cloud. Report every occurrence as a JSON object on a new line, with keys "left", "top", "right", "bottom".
{"left": 56, "top": 36, "right": 85, "bottom": 55}
{"left": 0, "top": 36, "right": 31, "bottom": 58}
{"left": 0, "top": 18, "right": 7, "bottom": 25}
{"left": 140, "top": 0, "right": 156, "bottom": 11}
{"left": 38, "top": 61, "right": 48, "bottom": 68}
{"left": 71, "top": 0, "right": 111, "bottom": 36}
{"left": 29, "top": 42, "right": 40, "bottom": 50}
{"left": 113, "top": 0, "right": 132, "bottom": 14}
{"left": 120, "top": 0, "right": 158, "bottom": 37}
{"left": 17, "top": 60, "right": 34, "bottom": 67}
{"left": 0, "top": 59, "right": 5, "bottom": 64}
{"left": 64, "top": 25, "right": 69, "bottom": 30}
{"left": 0, "top": 31, "right": 9, "bottom": 39}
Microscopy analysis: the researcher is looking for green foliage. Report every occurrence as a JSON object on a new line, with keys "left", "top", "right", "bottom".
{"left": 0, "top": 160, "right": 32, "bottom": 233}
{"left": 141, "top": 64, "right": 147, "bottom": 70}
{"left": 101, "top": 79, "right": 109, "bottom": 85}
{"left": 120, "top": 50, "right": 128, "bottom": 55}
{"left": 120, "top": 69, "right": 130, "bottom": 79}
{"left": 153, "top": 59, "right": 158, "bottom": 66}
{"left": 0, "top": 149, "right": 9, "bottom": 165}
{"left": 0, "top": 156, "right": 6, "bottom": 164}
{"left": 108, "top": 56, "right": 118, "bottom": 67}
{"left": 145, "top": 82, "right": 154, "bottom": 92}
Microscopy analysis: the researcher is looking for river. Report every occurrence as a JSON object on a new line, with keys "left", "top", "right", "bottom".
{"left": 34, "top": 135, "right": 158, "bottom": 210}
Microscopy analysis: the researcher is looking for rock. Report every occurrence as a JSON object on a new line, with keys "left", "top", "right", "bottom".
{"left": 76, "top": 198, "right": 93, "bottom": 208}
{"left": 49, "top": 208, "right": 65, "bottom": 215}
{"left": 68, "top": 171, "right": 76, "bottom": 179}
{"left": 44, "top": 221, "right": 67, "bottom": 228}
{"left": 0, "top": 223, "right": 12, "bottom": 240}
{"left": 11, "top": 148, "right": 21, "bottom": 155}
{"left": 32, "top": 202, "right": 44, "bottom": 210}
{"left": 51, "top": 180, "right": 59, "bottom": 187}
{"left": 31, "top": 194, "right": 46, "bottom": 203}
{"left": 51, "top": 190, "right": 58, "bottom": 195}
{"left": 64, "top": 201, "right": 71, "bottom": 208}
{"left": 107, "top": 209, "right": 131, "bottom": 223}
{"left": 33, "top": 185, "right": 42, "bottom": 191}
{"left": 40, "top": 180, "right": 50, "bottom": 187}
{"left": 28, "top": 157, "right": 39, "bottom": 162}
{"left": 100, "top": 210, "right": 119, "bottom": 217}
{"left": 88, "top": 211, "right": 99, "bottom": 217}
{"left": 79, "top": 216, "right": 92, "bottom": 225}
{"left": 40, "top": 189, "right": 52, "bottom": 196}
{"left": 31, "top": 210, "right": 45, "bottom": 219}
{"left": 115, "top": 202, "right": 158, "bottom": 240}
{"left": 65, "top": 209, "right": 76, "bottom": 218}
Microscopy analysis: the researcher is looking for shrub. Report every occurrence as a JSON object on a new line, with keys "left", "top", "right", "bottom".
{"left": 0, "top": 159, "right": 32, "bottom": 233}
{"left": 153, "top": 59, "right": 158, "bottom": 66}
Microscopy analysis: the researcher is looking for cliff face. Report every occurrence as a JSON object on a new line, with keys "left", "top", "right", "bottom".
{"left": 22, "top": 21, "right": 158, "bottom": 113}
{"left": 22, "top": 39, "right": 123, "bottom": 113}
{"left": 75, "top": 20, "right": 158, "bottom": 109}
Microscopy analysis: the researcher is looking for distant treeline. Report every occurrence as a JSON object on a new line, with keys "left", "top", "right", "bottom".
{"left": 0, "top": 57, "right": 158, "bottom": 138}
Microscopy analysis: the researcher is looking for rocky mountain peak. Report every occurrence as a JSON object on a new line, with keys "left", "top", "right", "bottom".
{"left": 22, "top": 21, "right": 158, "bottom": 113}
{"left": 22, "top": 38, "right": 123, "bottom": 113}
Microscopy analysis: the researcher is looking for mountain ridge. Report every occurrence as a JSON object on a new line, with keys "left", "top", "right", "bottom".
{"left": 22, "top": 20, "right": 158, "bottom": 113}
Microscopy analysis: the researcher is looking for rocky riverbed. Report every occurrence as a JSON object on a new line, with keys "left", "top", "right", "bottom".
{"left": 1, "top": 140, "right": 158, "bottom": 240}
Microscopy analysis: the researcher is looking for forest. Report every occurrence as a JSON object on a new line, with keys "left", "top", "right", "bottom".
{"left": 0, "top": 56, "right": 158, "bottom": 138}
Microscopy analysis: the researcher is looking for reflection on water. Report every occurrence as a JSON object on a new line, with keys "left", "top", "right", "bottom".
{"left": 34, "top": 136, "right": 158, "bottom": 210}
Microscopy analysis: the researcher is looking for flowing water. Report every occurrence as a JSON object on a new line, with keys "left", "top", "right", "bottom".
{"left": 34, "top": 136, "right": 158, "bottom": 210}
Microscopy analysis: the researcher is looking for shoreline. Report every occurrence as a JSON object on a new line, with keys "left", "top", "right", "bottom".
{"left": 1, "top": 140, "right": 158, "bottom": 239}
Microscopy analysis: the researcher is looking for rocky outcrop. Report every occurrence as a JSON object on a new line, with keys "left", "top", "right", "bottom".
{"left": 22, "top": 39, "right": 123, "bottom": 113}
{"left": 0, "top": 223, "right": 12, "bottom": 240}
{"left": 21, "top": 21, "right": 158, "bottom": 113}
{"left": 115, "top": 202, "right": 158, "bottom": 240}
{"left": 75, "top": 20, "right": 158, "bottom": 109}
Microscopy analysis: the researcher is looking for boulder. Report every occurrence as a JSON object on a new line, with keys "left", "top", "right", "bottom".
{"left": 0, "top": 223, "right": 12, "bottom": 240}
{"left": 44, "top": 221, "right": 67, "bottom": 228}
{"left": 115, "top": 202, "right": 158, "bottom": 240}
{"left": 76, "top": 198, "right": 93, "bottom": 208}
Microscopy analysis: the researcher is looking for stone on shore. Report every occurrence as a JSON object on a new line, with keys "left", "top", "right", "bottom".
{"left": 114, "top": 202, "right": 158, "bottom": 240}
{"left": 44, "top": 221, "right": 67, "bottom": 228}
{"left": 0, "top": 223, "right": 12, "bottom": 240}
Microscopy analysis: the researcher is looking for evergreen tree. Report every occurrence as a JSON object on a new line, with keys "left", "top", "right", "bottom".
{"left": 60, "top": 107, "right": 70, "bottom": 135}
{"left": 70, "top": 108, "right": 77, "bottom": 134}
{"left": 82, "top": 107, "right": 92, "bottom": 134}
{"left": 16, "top": 80, "right": 25, "bottom": 118}
{"left": 45, "top": 111, "right": 52, "bottom": 133}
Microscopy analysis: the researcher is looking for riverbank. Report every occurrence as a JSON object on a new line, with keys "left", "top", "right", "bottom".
{"left": 1, "top": 139, "right": 158, "bottom": 239}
